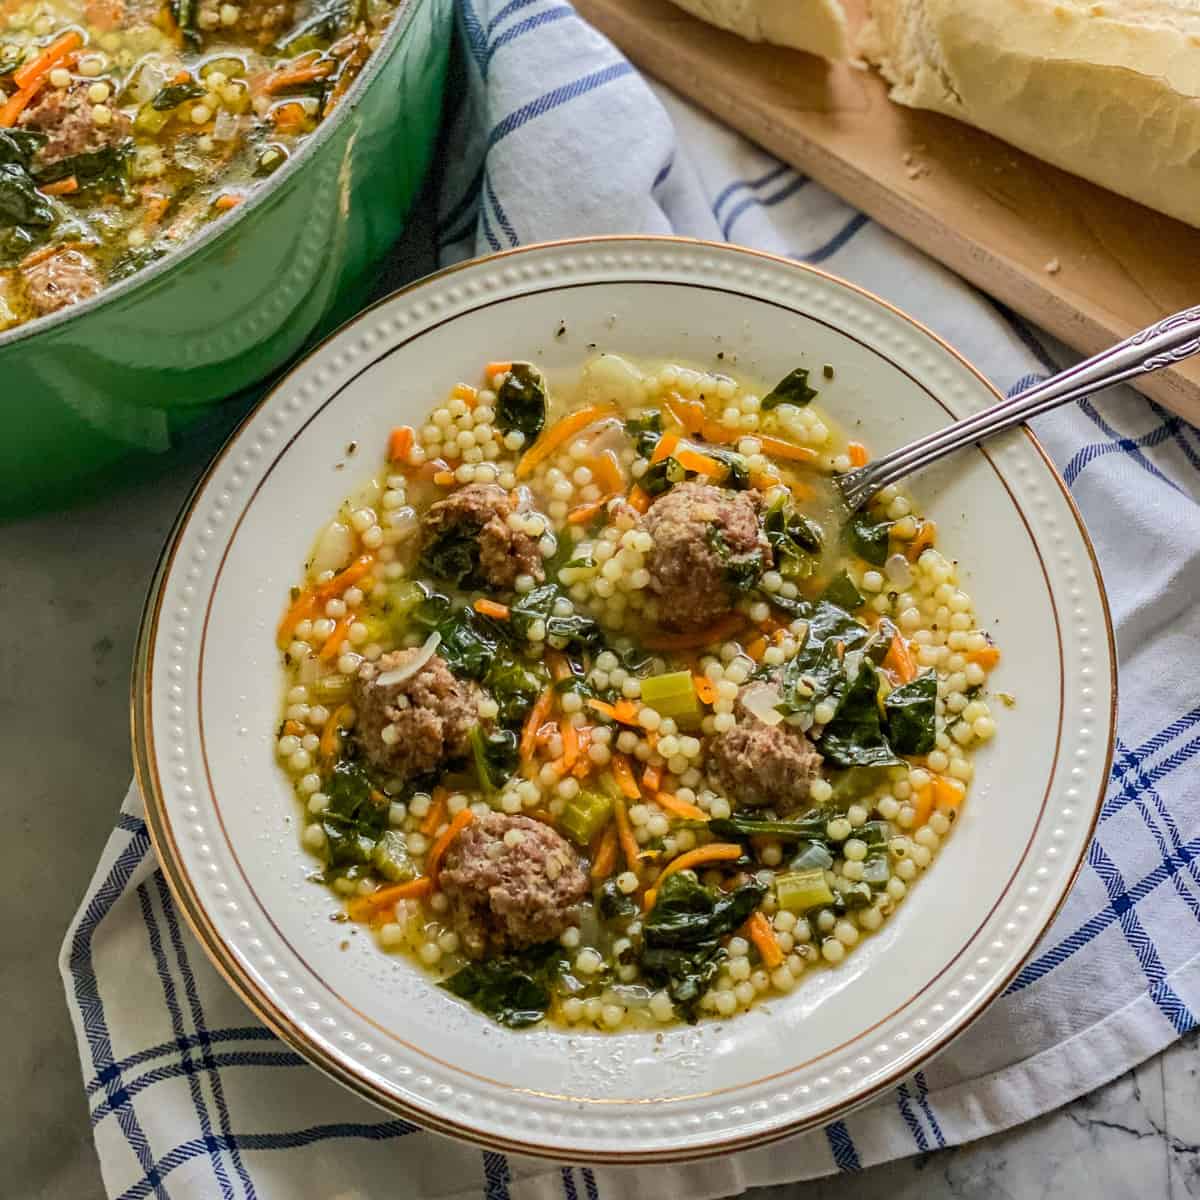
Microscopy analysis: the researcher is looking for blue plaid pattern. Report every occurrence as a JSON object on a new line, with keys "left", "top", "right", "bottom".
{"left": 60, "top": 2, "right": 1200, "bottom": 1196}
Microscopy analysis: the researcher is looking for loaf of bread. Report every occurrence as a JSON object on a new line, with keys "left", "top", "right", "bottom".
{"left": 666, "top": 0, "right": 849, "bottom": 61}
{"left": 859, "top": 0, "right": 1200, "bottom": 228}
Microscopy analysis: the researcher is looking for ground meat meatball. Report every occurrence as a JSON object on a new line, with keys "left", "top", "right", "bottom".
{"left": 351, "top": 650, "right": 479, "bottom": 782}
{"left": 420, "top": 483, "right": 545, "bottom": 591}
{"left": 18, "top": 82, "right": 132, "bottom": 169}
{"left": 439, "top": 813, "right": 588, "bottom": 956}
{"left": 198, "top": 0, "right": 295, "bottom": 44}
{"left": 643, "top": 482, "right": 771, "bottom": 629}
{"left": 20, "top": 248, "right": 102, "bottom": 316}
{"left": 707, "top": 688, "right": 824, "bottom": 812}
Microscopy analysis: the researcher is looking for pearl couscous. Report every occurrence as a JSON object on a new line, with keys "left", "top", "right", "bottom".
{"left": 275, "top": 354, "right": 1002, "bottom": 1030}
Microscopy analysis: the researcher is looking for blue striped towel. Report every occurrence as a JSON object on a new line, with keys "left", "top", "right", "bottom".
{"left": 61, "top": 2, "right": 1200, "bottom": 1196}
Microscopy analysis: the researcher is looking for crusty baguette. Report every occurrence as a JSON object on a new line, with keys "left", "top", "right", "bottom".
{"left": 859, "top": 0, "right": 1200, "bottom": 228}
{"left": 667, "top": 0, "right": 849, "bottom": 61}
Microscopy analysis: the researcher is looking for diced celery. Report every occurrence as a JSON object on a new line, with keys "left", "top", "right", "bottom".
{"left": 862, "top": 854, "right": 890, "bottom": 887}
{"left": 313, "top": 674, "right": 353, "bottom": 703}
{"left": 134, "top": 102, "right": 171, "bottom": 135}
{"left": 370, "top": 831, "right": 415, "bottom": 883}
{"left": 775, "top": 868, "right": 834, "bottom": 912}
{"left": 640, "top": 670, "right": 701, "bottom": 723}
{"left": 789, "top": 840, "right": 833, "bottom": 872}
{"left": 384, "top": 580, "right": 428, "bottom": 635}
{"left": 559, "top": 789, "right": 613, "bottom": 847}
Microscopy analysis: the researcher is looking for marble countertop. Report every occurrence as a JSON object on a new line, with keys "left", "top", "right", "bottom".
{"left": 8, "top": 419, "right": 1200, "bottom": 1200}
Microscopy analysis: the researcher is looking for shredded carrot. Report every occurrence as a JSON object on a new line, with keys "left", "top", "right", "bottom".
{"left": 642, "top": 844, "right": 743, "bottom": 910}
{"left": 39, "top": 176, "right": 78, "bottom": 196}
{"left": 520, "top": 687, "right": 554, "bottom": 761}
{"left": 626, "top": 485, "right": 650, "bottom": 514}
{"left": 172, "top": 69, "right": 190, "bottom": 83}
{"left": 650, "top": 430, "right": 679, "bottom": 465}
{"left": 757, "top": 435, "right": 819, "bottom": 463}
{"left": 587, "top": 698, "right": 642, "bottom": 727}
{"left": 473, "top": 598, "right": 510, "bottom": 620}
{"left": 142, "top": 192, "right": 170, "bottom": 230}
{"left": 387, "top": 425, "right": 414, "bottom": 463}
{"left": 516, "top": 406, "right": 618, "bottom": 477}
{"left": 427, "top": 806, "right": 472, "bottom": 883}
{"left": 560, "top": 717, "right": 579, "bottom": 770}
{"left": 693, "top": 674, "right": 718, "bottom": 705}
{"left": 282, "top": 719, "right": 305, "bottom": 737}
{"left": 450, "top": 382, "right": 478, "bottom": 407}
{"left": 319, "top": 703, "right": 349, "bottom": 763}
{"left": 642, "top": 613, "right": 745, "bottom": 652}
{"left": 750, "top": 470, "right": 781, "bottom": 491}
{"left": 213, "top": 193, "right": 242, "bottom": 212}
{"left": 566, "top": 496, "right": 613, "bottom": 525}
{"left": 610, "top": 753, "right": 641, "bottom": 799}
{"left": 612, "top": 793, "right": 640, "bottom": 871}
{"left": 347, "top": 876, "right": 432, "bottom": 922}
{"left": 675, "top": 446, "right": 726, "bottom": 478}
{"left": 653, "top": 792, "right": 707, "bottom": 821}
{"left": 641, "top": 761, "right": 663, "bottom": 793}
{"left": 484, "top": 360, "right": 512, "bottom": 378}
{"left": 906, "top": 520, "right": 937, "bottom": 561}
{"left": 912, "top": 784, "right": 935, "bottom": 828}
{"left": 545, "top": 649, "right": 571, "bottom": 683}
{"left": 587, "top": 450, "right": 624, "bottom": 493}
{"left": 664, "top": 394, "right": 702, "bottom": 436}
{"left": 883, "top": 633, "right": 917, "bottom": 684}
{"left": 745, "top": 635, "right": 768, "bottom": 663}
{"left": 318, "top": 613, "right": 354, "bottom": 662}
{"left": 743, "top": 911, "right": 783, "bottom": 968}
{"left": 432, "top": 470, "right": 456, "bottom": 486}
{"left": 966, "top": 645, "right": 1001, "bottom": 670}
{"left": 590, "top": 824, "right": 619, "bottom": 880}
{"left": 270, "top": 101, "right": 308, "bottom": 131}
{"left": 419, "top": 788, "right": 449, "bottom": 837}
{"left": 0, "top": 77, "right": 44, "bottom": 127}
{"left": 13, "top": 29, "right": 83, "bottom": 90}
{"left": 572, "top": 727, "right": 594, "bottom": 779}
{"left": 275, "top": 591, "right": 318, "bottom": 648}
{"left": 261, "top": 60, "right": 334, "bottom": 94}
{"left": 279, "top": 555, "right": 375, "bottom": 647}
{"left": 18, "top": 239, "right": 91, "bottom": 269}
{"left": 933, "top": 775, "right": 967, "bottom": 812}
{"left": 847, "top": 441, "right": 869, "bottom": 467}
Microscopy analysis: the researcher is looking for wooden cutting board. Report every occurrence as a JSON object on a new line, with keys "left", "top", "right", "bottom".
{"left": 574, "top": 0, "right": 1200, "bottom": 423}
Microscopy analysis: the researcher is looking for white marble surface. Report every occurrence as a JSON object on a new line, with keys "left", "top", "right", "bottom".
{"left": 8, "top": 383, "right": 1200, "bottom": 1200}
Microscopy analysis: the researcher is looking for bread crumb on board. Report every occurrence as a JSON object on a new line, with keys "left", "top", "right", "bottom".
{"left": 1044, "top": 258, "right": 1062, "bottom": 275}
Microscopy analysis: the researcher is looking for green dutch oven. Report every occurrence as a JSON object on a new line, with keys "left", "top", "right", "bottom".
{"left": 0, "top": 0, "right": 454, "bottom": 519}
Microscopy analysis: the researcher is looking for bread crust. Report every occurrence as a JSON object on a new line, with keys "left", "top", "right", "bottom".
{"left": 860, "top": 0, "right": 1200, "bottom": 228}
{"left": 667, "top": 0, "right": 850, "bottom": 61}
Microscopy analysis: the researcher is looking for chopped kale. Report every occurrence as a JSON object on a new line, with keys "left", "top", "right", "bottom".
{"left": 0, "top": 163, "right": 53, "bottom": 229}
{"left": 495, "top": 362, "right": 548, "bottom": 443}
{"left": 819, "top": 660, "right": 902, "bottom": 769}
{"left": 761, "top": 367, "right": 818, "bottom": 411}
{"left": 624, "top": 409, "right": 662, "bottom": 458}
{"left": 441, "top": 942, "right": 566, "bottom": 1028}
{"left": 150, "top": 80, "right": 208, "bottom": 110}
{"left": 640, "top": 455, "right": 686, "bottom": 497}
{"left": 883, "top": 671, "right": 937, "bottom": 755}
{"left": 822, "top": 570, "right": 864, "bottom": 612}
{"left": 705, "top": 524, "right": 762, "bottom": 593}
{"left": 319, "top": 760, "right": 387, "bottom": 868}
{"left": 33, "top": 140, "right": 132, "bottom": 190}
{"left": 844, "top": 511, "right": 894, "bottom": 567}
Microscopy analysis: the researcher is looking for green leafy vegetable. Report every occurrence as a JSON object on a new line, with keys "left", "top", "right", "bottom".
{"left": 276, "top": 0, "right": 362, "bottom": 53}
{"left": 763, "top": 493, "right": 823, "bottom": 579}
{"left": 773, "top": 598, "right": 870, "bottom": 719}
{"left": 509, "top": 583, "right": 603, "bottom": 655}
{"left": 819, "top": 661, "right": 902, "bottom": 768}
{"left": 410, "top": 595, "right": 497, "bottom": 680}
{"left": 150, "top": 80, "right": 207, "bottom": 110}
{"left": 171, "top": 0, "right": 200, "bottom": 47}
{"left": 33, "top": 140, "right": 132, "bottom": 189}
{"left": 844, "top": 512, "right": 894, "bottom": 567}
{"left": 640, "top": 872, "right": 767, "bottom": 1020}
{"left": 470, "top": 725, "right": 519, "bottom": 793}
{"left": 597, "top": 877, "right": 638, "bottom": 921}
{"left": 708, "top": 811, "right": 840, "bottom": 843}
{"left": 640, "top": 455, "right": 686, "bottom": 497}
{"left": 0, "top": 163, "right": 53, "bottom": 229}
{"left": 705, "top": 447, "right": 752, "bottom": 490}
{"left": 705, "top": 524, "right": 763, "bottom": 593}
{"left": 495, "top": 362, "right": 548, "bottom": 442}
{"left": 419, "top": 523, "right": 484, "bottom": 588}
{"left": 483, "top": 647, "right": 544, "bottom": 726}
{"left": 441, "top": 942, "right": 566, "bottom": 1028}
{"left": 883, "top": 671, "right": 937, "bottom": 755}
{"left": 319, "top": 760, "right": 387, "bottom": 868}
{"left": 823, "top": 571, "right": 864, "bottom": 612}
{"left": 624, "top": 410, "right": 662, "bottom": 458}
{"left": 0, "top": 129, "right": 44, "bottom": 168}
{"left": 761, "top": 367, "right": 818, "bottom": 411}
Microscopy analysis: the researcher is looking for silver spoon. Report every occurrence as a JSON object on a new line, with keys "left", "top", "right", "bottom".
{"left": 836, "top": 305, "right": 1200, "bottom": 511}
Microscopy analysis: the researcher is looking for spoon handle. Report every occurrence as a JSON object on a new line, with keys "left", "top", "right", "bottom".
{"left": 837, "top": 304, "right": 1200, "bottom": 511}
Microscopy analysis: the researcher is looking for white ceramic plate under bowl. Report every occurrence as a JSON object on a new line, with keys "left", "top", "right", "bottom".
{"left": 133, "top": 236, "right": 1115, "bottom": 1163}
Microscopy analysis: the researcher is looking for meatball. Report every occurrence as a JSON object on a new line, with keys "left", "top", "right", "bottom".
{"left": 707, "top": 686, "right": 824, "bottom": 812}
{"left": 351, "top": 650, "right": 479, "bottom": 782}
{"left": 644, "top": 482, "right": 771, "bottom": 629}
{"left": 439, "top": 813, "right": 588, "bottom": 956}
{"left": 420, "top": 483, "right": 545, "bottom": 591}
{"left": 18, "top": 82, "right": 131, "bottom": 169}
{"left": 197, "top": 0, "right": 295, "bottom": 44}
{"left": 20, "top": 248, "right": 101, "bottom": 316}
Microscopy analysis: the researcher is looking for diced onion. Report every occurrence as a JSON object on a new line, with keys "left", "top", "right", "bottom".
{"left": 213, "top": 108, "right": 240, "bottom": 142}
{"left": 740, "top": 682, "right": 784, "bottom": 727}
{"left": 885, "top": 553, "right": 912, "bottom": 589}
{"left": 374, "top": 632, "right": 441, "bottom": 687}
{"left": 312, "top": 520, "right": 355, "bottom": 575}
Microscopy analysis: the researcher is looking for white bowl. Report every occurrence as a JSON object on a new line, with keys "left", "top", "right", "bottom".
{"left": 133, "top": 236, "right": 1115, "bottom": 1162}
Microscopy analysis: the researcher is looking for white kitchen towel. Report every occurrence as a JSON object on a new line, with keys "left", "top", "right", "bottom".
{"left": 62, "top": 2, "right": 1200, "bottom": 1198}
